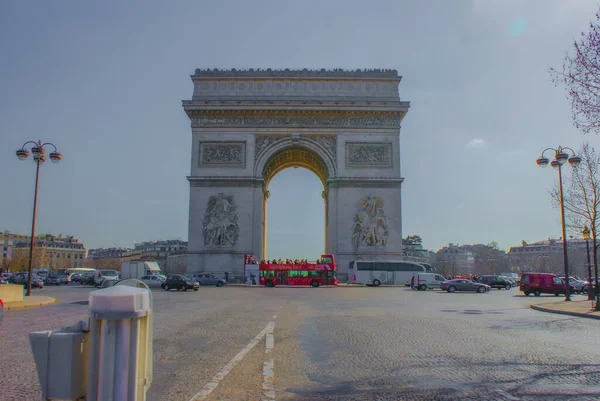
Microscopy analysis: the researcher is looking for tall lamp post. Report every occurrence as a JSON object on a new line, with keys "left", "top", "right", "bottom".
{"left": 582, "top": 226, "right": 593, "bottom": 301}
{"left": 16, "top": 141, "right": 62, "bottom": 296}
{"left": 536, "top": 146, "right": 581, "bottom": 301}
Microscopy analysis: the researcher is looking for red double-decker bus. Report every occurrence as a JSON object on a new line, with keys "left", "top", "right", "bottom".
{"left": 244, "top": 254, "right": 337, "bottom": 287}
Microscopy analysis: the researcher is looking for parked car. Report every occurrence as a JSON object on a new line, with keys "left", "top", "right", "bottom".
{"left": 13, "top": 273, "right": 44, "bottom": 288}
{"left": 192, "top": 273, "right": 226, "bottom": 287}
{"left": 559, "top": 277, "right": 586, "bottom": 294}
{"left": 163, "top": 274, "right": 199, "bottom": 291}
{"left": 70, "top": 273, "right": 81, "bottom": 283}
{"left": 411, "top": 273, "right": 447, "bottom": 290}
{"left": 500, "top": 276, "right": 518, "bottom": 287}
{"left": 59, "top": 274, "right": 71, "bottom": 285}
{"left": 478, "top": 275, "right": 513, "bottom": 290}
{"left": 1, "top": 273, "right": 14, "bottom": 283}
{"left": 80, "top": 272, "right": 95, "bottom": 286}
{"left": 94, "top": 270, "right": 119, "bottom": 287}
{"left": 520, "top": 273, "right": 576, "bottom": 297}
{"left": 139, "top": 275, "right": 165, "bottom": 288}
{"left": 46, "top": 273, "right": 61, "bottom": 286}
{"left": 441, "top": 279, "right": 490, "bottom": 293}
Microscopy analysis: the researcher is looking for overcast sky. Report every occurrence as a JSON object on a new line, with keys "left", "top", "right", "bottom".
{"left": 2, "top": 0, "right": 600, "bottom": 257}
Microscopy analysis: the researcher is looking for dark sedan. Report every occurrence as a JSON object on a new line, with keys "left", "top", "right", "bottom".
{"left": 441, "top": 279, "right": 490, "bottom": 293}
{"left": 163, "top": 274, "right": 199, "bottom": 292}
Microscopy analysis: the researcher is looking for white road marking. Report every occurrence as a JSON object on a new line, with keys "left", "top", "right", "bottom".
{"left": 266, "top": 333, "right": 274, "bottom": 352}
{"left": 189, "top": 321, "right": 276, "bottom": 401}
{"left": 494, "top": 389, "right": 520, "bottom": 400}
{"left": 262, "top": 358, "right": 275, "bottom": 400}
{"left": 262, "top": 320, "right": 276, "bottom": 400}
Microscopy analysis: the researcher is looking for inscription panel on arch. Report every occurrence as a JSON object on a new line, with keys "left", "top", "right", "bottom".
{"left": 346, "top": 142, "right": 392, "bottom": 167}
{"left": 199, "top": 141, "right": 246, "bottom": 167}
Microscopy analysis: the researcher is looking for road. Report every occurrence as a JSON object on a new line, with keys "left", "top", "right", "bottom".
{"left": 0, "top": 284, "right": 599, "bottom": 400}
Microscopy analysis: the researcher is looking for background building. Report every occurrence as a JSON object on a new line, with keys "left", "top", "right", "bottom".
{"left": 0, "top": 231, "right": 28, "bottom": 272}
{"left": 135, "top": 240, "right": 187, "bottom": 270}
{"left": 435, "top": 243, "right": 475, "bottom": 276}
{"left": 87, "top": 247, "right": 133, "bottom": 260}
{"left": 507, "top": 238, "right": 588, "bottom": 277}
{"left": 11, "top": 234, "right": 86, "bottom": 270}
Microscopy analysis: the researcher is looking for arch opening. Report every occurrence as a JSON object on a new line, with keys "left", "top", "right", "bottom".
{"left": 262, "top": 146, "right": 328, "bottom": 188}
{"left": 261, "top": 146, "right": 329, "bottom": 260}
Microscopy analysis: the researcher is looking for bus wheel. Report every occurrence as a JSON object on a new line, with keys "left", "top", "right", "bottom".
{"left": 265, "top": 280, "right": 274, "bottom": 288}
{"left": 373, "top": 279, "right": 381, "bottom": 287}
{"left": 311, "top": 281, "right": 319, "bottom": 288}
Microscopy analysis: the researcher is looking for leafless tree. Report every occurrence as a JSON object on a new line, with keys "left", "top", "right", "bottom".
{"left": 551, "top": 142, "right": 600, "bottom": 308}
{"left": 550, "top": 8, "right": 600, "bottom": 134}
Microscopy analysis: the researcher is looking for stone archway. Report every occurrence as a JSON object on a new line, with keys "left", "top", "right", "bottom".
{"left": 183, "top": 69, "right": 410, "bottom": 282}
{"left": 258, "top": 142, "right": 333, "bottom": 258}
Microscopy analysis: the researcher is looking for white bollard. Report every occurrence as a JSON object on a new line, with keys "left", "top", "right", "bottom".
{"left": 87, "top": 285, "right": 153, "bottom": 401}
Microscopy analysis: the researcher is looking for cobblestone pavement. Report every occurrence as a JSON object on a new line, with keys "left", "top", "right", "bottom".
{"left": 1, "top": 285, "right": 599, "bottom": 400}
{"left": 276, "top": 287, "right": 600, "bottom": 400}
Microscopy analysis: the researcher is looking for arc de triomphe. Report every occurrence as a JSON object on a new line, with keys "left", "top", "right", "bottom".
{"left": 182, "top": 69, "right": 410, "bottom": 281}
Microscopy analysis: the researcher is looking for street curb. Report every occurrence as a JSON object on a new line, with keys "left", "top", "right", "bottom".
{"left": 5, "top": 297, "right": 56, "bottom": 311}
{"left": 530, "top": 303, "right": 600, "bottom": 320}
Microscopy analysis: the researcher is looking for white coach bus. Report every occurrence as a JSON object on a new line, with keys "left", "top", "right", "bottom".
{"left": 347, "top": 260, "right": 429, "bottom": 286}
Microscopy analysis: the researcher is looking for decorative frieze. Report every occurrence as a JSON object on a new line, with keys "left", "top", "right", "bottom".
{"left": 254, "top": 136, "right": 286, "bottom": 160}
{"left": 200, "top": 142, "right": 245, "bottom": 166}
{"left": 191, "top": 113, "right": 401, "bottom": 129}
{"left": 346, "top": 142, "right": 392, "bottom": 167}
{"left": 305, "top": 135, "right": 336, "bottom": 157}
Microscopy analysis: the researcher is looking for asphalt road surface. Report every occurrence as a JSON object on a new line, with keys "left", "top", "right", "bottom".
{"left": 1, "top": 284, "right": 599, "bottom": 401}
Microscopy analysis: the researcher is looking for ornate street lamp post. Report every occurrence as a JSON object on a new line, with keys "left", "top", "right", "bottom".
{"left": 536, "top": 146, "right": 581, "bottom": 301}
{"left": 16, "top": 141, "right": 62, "bottom": 296}
{"left": 583, "top": 226, "right": 593, "bottom": 301}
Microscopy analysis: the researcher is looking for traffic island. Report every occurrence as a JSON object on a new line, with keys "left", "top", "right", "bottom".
{"left": 4, "top": 295, "right": 56, "bottom": 311}
{"left": 531, "top": 300, "right": 600, "bottom": 320}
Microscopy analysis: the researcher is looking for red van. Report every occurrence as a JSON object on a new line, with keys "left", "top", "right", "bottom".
{"left": 519, "top": 273, "right": 575, "bottom": 296}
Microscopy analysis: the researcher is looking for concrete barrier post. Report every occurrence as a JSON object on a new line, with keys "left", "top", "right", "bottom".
{"left": 87, "top": 285, "right": 153, "bottom": 401}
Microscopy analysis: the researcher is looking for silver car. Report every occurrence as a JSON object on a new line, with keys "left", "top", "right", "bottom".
{"left": 140, "top": 275, "right": 165, "bottom": 288}
{"left": 192, "top": 273, "right": 226, "bottom": 287}
{"left": 441, "top": 279, "right": 491, "bottom": 293}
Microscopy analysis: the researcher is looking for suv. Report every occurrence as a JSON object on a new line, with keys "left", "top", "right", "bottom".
{"left": 520, "top": 272, "right": 576, "bottom": 297}
{"left": 479, "top": 275, "right": 513, "bottom": 290}
{"left": 163, "top": 274, "right": 199, "bottom": 292}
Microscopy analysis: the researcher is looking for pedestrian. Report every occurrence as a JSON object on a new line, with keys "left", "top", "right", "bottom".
{"left": 224, "top": 271, "right": 229, "bottom": 282}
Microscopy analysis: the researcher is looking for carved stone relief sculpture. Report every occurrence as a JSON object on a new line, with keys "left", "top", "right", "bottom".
{"left": 306, "top": 135, "right": 337, "bottom": 156}
{"left": 200, "top": 142, "right": 245, "bottom": 165}
{"left": 353, "top": 196, "right": 388, "bottom": 248}
{"left": 203, "top": 193, "right": 240, "bottom": 247}
{"left": 347, "top": 143, "right": 392, "bottom": 167}
{"left": 254, "top": 136, "right": 286, "bottom": 160}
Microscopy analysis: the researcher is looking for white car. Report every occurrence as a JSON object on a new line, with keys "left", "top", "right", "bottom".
{"left": 412, "top": 273, "right": 447, "bottom": 290}
{"left": 139, "top": 275, "right": 165, "bottom": 288}
{"left": 561, "top": 277, "right": 587, "bottom": 294}
{"left": 94, "top": 269, "right": 119, "bottom": 287}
